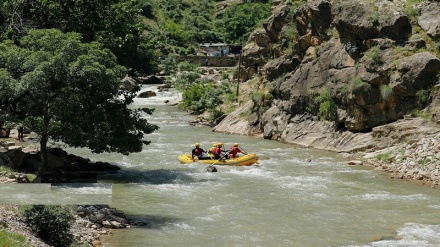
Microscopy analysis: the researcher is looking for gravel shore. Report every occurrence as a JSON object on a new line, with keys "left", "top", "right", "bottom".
{"left": 362, "top": 132, "right": 440, "bottom": 187}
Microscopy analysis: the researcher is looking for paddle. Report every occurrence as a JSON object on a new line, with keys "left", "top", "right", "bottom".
{"left": 212, "top": 152, "right": 229, "bottom": 165}
{"left": 239, "top": 146, "right": 248, "bottom": 155}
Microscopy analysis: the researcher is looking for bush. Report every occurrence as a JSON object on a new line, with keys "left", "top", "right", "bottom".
{"left": 177, "top": 61, "right": 199, "bottom": 73}
{"left": 180, "top": 82, "right": 230, "bottom": 114}
{"left": 251, "top": 91, "right": 265, "bottom": 104}
{"left": 380, "top": 84, "right": 393, "bottom": 99}
{"left": 314, "top": 91, "right": 337, "bottom": 121}
{"left": 351, "top": 78, "right": 371, "bottom": 90}
{"left": 162, "top": 55, "right": 178, "bottom": 75}
{"left": 139, "top": 1, "right": 154, "bottom": 18}
{"left": 20, "top": 205, "right": 74, "bottom": 247}
{"left": 209, "top": 108, "right": 225, "bottom": 124}
{"left": 174, "top": 71, "right": 201, "bottom": 90}
{"left": 365, "top": 46, "right": 382, "bottom": 65}
{"left": 416, "top": 89, "right": 430, "bottom": 107}
{"left": 374, "top": 151, "right": 393, "bottom": 163}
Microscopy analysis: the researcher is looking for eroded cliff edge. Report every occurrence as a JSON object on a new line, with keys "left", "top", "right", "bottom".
{"left": 216, "top": 0, "right": 440, "bottom": 151}
{"left": 214, "top": 0, "right": 440, "bottom": 184}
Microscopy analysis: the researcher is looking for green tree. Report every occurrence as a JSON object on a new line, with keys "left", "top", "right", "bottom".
{"left": 0, "top": 0, "right": 159, "bottom": 76}
{"left": 0, "top": 29, "right": 158, "bottom": 179}
{"left": 216, "top": 3, "right": 272, "bottom": 43}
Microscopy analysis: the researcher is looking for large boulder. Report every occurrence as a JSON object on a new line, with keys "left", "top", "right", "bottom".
{"left": 139, "top": 75, "right": 164, "bottom": 85}
{"left": 390, "top": 52, "right": 440, "bottom": 95}
{"left": 5, "top": 149, "right": 27, "bottom": 170}
{"left": 1, "top": 147, "right": 120, "bottom": 181}
{"left": 138, "top": 90, "right": 157, "bottom": 98}
{"left": 333, "top": 0, "right": 411, "bottom": 44}
{"left": 418, "top": 2, "right": 440, "bottom": 40}
{"left": 240, "top": 29, "right": 272, "bottom": 80}
{"left": 0, "top": 153, "right": 13, "bottom": 167}
{"left": 263, "top": 5, "right": 290, "bottom": 42}
{"left": 120, "top": 76, "right": 137, "bottom": 90}
{"left": 264, "top": 55, "right": 300, "bottom": 81}
{"left": 295, "top": 0, "right": 331, "bottom": 39}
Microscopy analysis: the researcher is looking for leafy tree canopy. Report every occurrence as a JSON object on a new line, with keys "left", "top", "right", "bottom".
{"left": 216, "top": 2, "right": 272, "bottom": 43}
{"left": 0, "top": 0, "right": 159, "bottom": 76}
{"left": 141, "top": 0, "right": 271, "bottom": 54}
{"left": 0, "top": 29, "right": 159, "bottom": 176}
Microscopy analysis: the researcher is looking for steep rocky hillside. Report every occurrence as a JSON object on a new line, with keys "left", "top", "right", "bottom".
{"left": 215, "top": 0, "right": 440, "bottom": 153}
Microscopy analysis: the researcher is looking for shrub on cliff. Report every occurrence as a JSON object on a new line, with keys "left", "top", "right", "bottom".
{"left": 314, "top": 91, "right": 338, "bottom": 121}
{"left": 20, "top": 205, "right": 74, "bottom": 247}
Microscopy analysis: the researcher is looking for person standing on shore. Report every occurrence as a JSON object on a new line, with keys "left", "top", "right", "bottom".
{"left": 17, "top": 126, "right": 24, "bottom": 142}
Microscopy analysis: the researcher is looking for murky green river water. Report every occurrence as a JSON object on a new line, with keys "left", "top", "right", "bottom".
{"left": 3, "top": 86, "right": 440, "bottom": 246}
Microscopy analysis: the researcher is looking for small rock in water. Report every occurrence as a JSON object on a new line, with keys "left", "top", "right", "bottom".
{"left": 347, "top": 160, "right": 363, "bottom": 166}
{"left": 206, "top": 165, "right": 217, "bottom": 172}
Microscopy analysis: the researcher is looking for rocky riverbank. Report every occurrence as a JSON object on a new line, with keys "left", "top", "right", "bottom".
{"left": 0, "top": 203, "right": 132, "bottom": 247}
{"left": 0, "top": 135, "right": 135, "bottom": 246}
{"left": 0, "top": 169, "right": 138, "bottom": 247}
{"left": 361, "top": 132, "right": 440, "bottom": 188}
{"left": 214, "top": 100, "right": 440, "bottom": 188}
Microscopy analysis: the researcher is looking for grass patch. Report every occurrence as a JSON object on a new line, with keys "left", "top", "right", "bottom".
{"left": 380, "top": 84, "right": 393, "bottom": 99}
{"left": 0, "top": 230, "right": 32, "bottom": 247}
{"left": 350, "top": 78, "right": 371, "bottom": 90}
{"left": 418, "top": 156, "right": 430, "bottom": 167}
{"left": 26, "top": 174, "right": 36, "bottom": 182}
{"left": 409, "top": 109, "right": 431, "bottom": 119}
{"left": 365, "top": 46, "right": 382, "bottom": 65}
{"left": 416, "top": 89, "right": 430, "bottom": 107}
{"left": 374, "top": 151, "right": 393, "bottom": 163}
{"left": 404, "top": 0, "right": 426, "bottom": 24}
{"left": 337, "top": 85, "right": 349, "bottom": 95}
{"left": 0, "top": 165, "right": 13, "bottom": 173}
{"left": 239, "top": 109, "right": 251, "bottom": 119}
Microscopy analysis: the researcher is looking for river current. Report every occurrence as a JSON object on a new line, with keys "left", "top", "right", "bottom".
{"left": 3, "top": 85, "right": 440, "bottom": 246}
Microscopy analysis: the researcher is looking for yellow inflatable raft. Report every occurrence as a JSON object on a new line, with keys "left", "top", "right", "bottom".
{"left": 178, "top": 153, "right": 259, "bottom": 166}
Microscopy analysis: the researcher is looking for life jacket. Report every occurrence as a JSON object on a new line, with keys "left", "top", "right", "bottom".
{"left": 229, "top": 146, "right": 239, "bottom": 155}
{"left": 193, "top": 148, "right": 203, "bottom": 156}
{"left": 208, "top": 147, "right": 215, "bottom": 157}
{"left": 213, "top": 147, "right": 222, "bottom": 158}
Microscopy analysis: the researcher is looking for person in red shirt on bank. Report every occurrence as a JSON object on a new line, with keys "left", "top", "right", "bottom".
{"left": 228, "top": 143, "right": 246, "bottom": 158}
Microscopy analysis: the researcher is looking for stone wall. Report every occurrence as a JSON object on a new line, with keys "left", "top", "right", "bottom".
{"left": 176, "top": 55, "right": 239, "bottom": 67}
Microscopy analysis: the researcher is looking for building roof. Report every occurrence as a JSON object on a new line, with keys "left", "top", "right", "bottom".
{"left": 199, "top": 43, "right": 229, "bottom": 47}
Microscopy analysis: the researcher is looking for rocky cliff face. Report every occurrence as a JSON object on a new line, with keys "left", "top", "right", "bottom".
{"left": 215, "top": 0, "right": 440, "bottom": 152}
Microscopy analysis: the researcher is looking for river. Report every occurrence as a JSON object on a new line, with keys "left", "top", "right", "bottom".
{"left": 4, "top": 85, "right": 440, "bottom": 246}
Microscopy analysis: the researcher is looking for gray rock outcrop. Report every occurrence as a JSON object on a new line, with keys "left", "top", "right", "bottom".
{"left": 418, "top": 2, "right": 440, "bottom": 39}
{"left": 215, "top": 0, "right": 440, "bottom": 154}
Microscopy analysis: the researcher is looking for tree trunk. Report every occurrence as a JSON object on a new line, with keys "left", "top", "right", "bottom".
{"left": 36, "top": 114, "right": 50, "bottom": 181}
